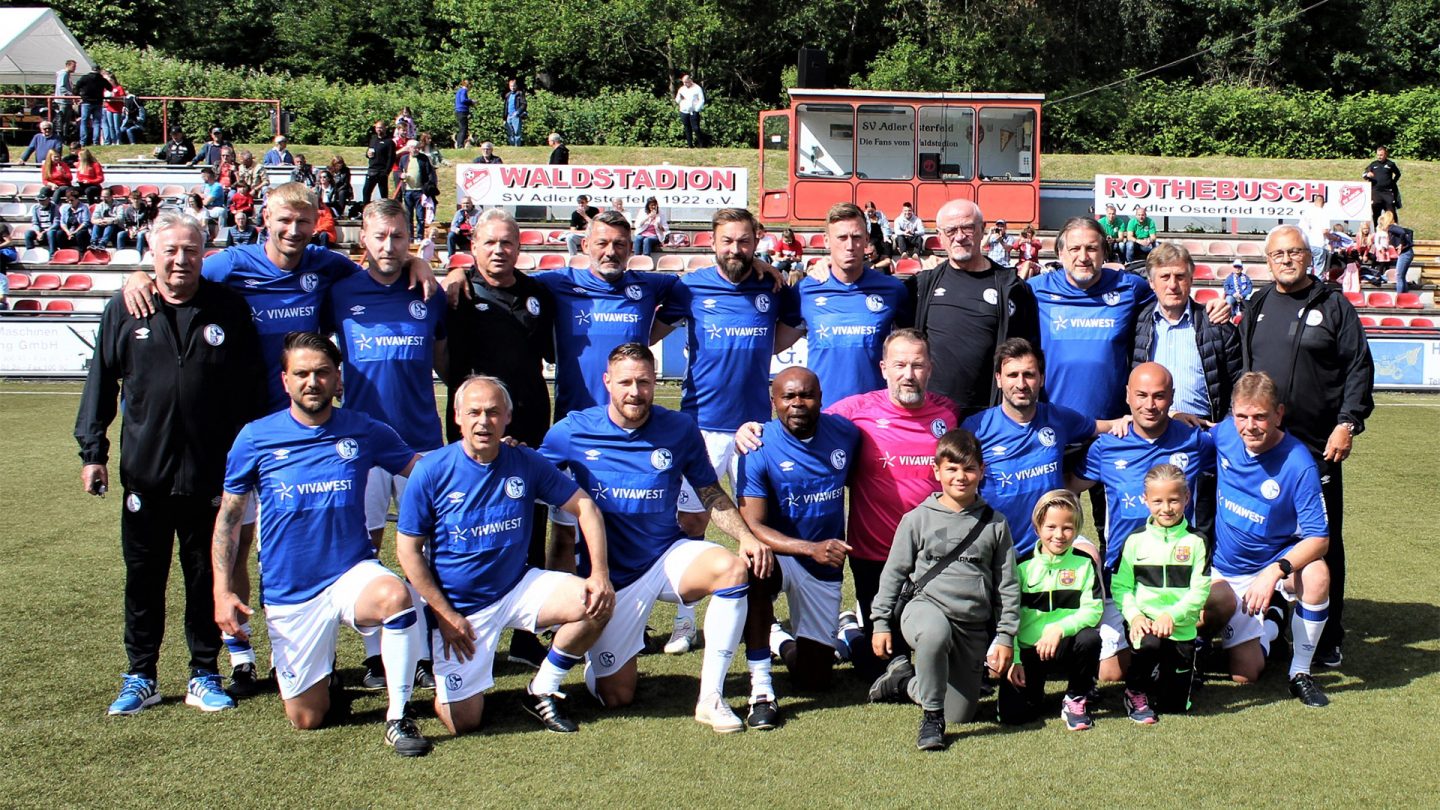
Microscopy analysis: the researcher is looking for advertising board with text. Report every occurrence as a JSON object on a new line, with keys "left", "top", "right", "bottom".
{"left": 1095, "top": 174, "right": 1371, "bottom": 222}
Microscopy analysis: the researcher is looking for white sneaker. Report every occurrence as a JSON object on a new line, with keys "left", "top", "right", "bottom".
{"left": 664, "top": 616, "right": 698, "bottom": 655}
{"left": 694, "top": 693, "right": 744, "bottom": 733}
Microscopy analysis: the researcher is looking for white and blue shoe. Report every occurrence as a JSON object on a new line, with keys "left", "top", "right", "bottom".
{"left": 108, "top": 674, "right": 160, "bottom": 716}
{"left": 186, "top": 671, "right": 237, "bottom": 712}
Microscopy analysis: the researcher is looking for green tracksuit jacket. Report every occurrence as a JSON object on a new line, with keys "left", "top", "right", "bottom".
{"left": 1015, "top": 546, "right": 1103, "bottom": 650}
{"left": 1111, "top": 518, "right": 1211, "bottom": 642}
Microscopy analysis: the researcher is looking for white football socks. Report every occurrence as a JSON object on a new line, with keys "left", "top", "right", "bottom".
{"left": 1289, "top": 599, "right": 1329, "bottom": 678}
{"left": 698, "top": 585, "right": 748, "bottom": 698}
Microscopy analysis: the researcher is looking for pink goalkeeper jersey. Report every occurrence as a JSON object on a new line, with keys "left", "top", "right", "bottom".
{"left": 827, "top": 390, "right": 960, "bottom": 561}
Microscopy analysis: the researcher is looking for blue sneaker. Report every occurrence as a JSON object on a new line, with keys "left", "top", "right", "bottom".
{"left": 108, "top": 674, "right": 160, "bottom": 716}
{"left": 186, "top": 671, "right": 237, "bottom": 712}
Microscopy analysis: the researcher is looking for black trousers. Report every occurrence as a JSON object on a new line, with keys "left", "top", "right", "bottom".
{"left": 680, "top": 112, "right": 701, "bottom": 147}
{"left": 998, "top": 627, "right": 1101, "bottom": 723}
{"left": 121, "top": 491, "right": 222, "bottom": 678}
{"left": 1126, "top": 633, "right": 1197, "bottom": 713}
{"left": 455, "top": 111, "right": 470, "bottom": 148}
{"left": 361, "top": 172, "right": 389, "bottom": 205}
{"left": 848, "top": 556, "right": 898, "bottom": 681}
{"left": 1315, "top": 456, "right": 1346, "bottom": 652}
{"left": 1371, "top": 192, "right": 1398, "bottom": 225}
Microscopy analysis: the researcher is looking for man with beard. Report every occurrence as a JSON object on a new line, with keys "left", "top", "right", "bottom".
{"left": 734, "top": 367, "right": 859, "bottom": 728}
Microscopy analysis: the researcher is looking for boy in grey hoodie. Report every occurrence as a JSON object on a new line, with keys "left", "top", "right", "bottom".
{"left": 869, "top": 428, "right": 1020, "bottom": 750}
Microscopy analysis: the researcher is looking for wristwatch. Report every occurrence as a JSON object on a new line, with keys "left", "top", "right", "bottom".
{"left": 1276, "top": 558, "right": 1294, "bottom": 577}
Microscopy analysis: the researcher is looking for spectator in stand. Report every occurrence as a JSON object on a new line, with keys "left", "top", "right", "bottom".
{"left": 398, "top": 142, "right": 436, "bottom": 238}
{"left": 90, "top": 188, "right": 121, "bottom": 248}
{"left": 632, "top": 197, "right": 669, "bottom": 256}
{"left": 62, "top": 140, "right": 83, "bottom": 168}
{"left": 192, "top": 128, "right": 230, "bottom": 167}
{"left": 1098, "top": 204, "right": 1126, "bottom": 261}
{"left": 75, "top": 148, "right": 106, "bottom": 202}
{"left": 228, "top": 181, "right": 255, "bottom": 223}
{"left": 1014, "top": 226, "right": 1043, "bottom": 279}
{"left": 184, "top": 194, "right": 212, "bottom": 244}
{"left": 756, "top": 223, "right": 778, "bottom": 265}
{"left": 505, "top": 78, "right": 527, "bottom": 146}
{"left": 26, "top": 189, "right": 63, "bottom": 252}
{"left": 227, "top": 210, "right": 260, "bottom": 246}
{"left": 364, "top": 122, "right": 396, "bottom": 205}
{"left": 863, "top": 201, "right": 891, "bottom": 251}
{"left": 565, "top": 195, "right": 598, "bottom": 256}
{"left": 54, "top": 60, "right": 76, "bottom": 143}
{"left": 1378, "top": 211, "right": 1415, "bottom": 295}
{"left": 547, "top": 132, "right": 568, "bottom": 165}
{"left": 313, "top": 171, "right": 340, "bottom": 217}
{"left": 119, "top": 92, "right": 146, "bottom": 144}
{"left": 263, "top": 135, "right": 295, "bottom": 167}
{"left": 1296, "top": 190, "right": 1330, "bottom": 278}
{"left": 983, "top": 219, "right": 1017, "bottom": 267}
{"left": 198, "top": 168, "right": 228, "bottom": 235}
{"left": 774, "top": 227, "right": 805, "bottom": 274}
{"left": 236, "top": 151, "right": 269, "bottom": 200}
{"left": 454, "top": 79, "right": 473, "bottom": 149}
{"left": 1224, "top": 259, "right": 1253, "bottom": 312}
{"left": 394, "top": 107, "right": 417, "bottom": 142}
{"left": 41, "top": 149, "right": 74, "bottom": 198}
{"left": 674, "top": 73, "right": 705, "bottom": 148}
{"left": 473, "top": 141, "right": 503, "bottom": 164}
{"left": 0, "top": 222, "right": 17, "bottom": 278}
{"left": 1354, "top": 221, "right": 1373, "bottom": 267}
{"left": 58, "top": 188, "right": 93, "bottom": 251}
{"left": 155, "top": 131, "right": 196, "bottom": 165}
{"left": 216, "top": 147, "right": 239, "bottom": 189}
{"left": 313, "top": 202, "right": 337, "bottom": 247}
{"left": 608, "top": 198, "right": 633, "bottom": 228}
{"left": 866, "top": 207, "right": 891, "bottom": 256}
{"left": 72, "top": 64, "right": 112, "bottom": 147}
{"left": 18, "top": 120, "right": 63, "bottom": 164}
{"left": 101, "top": 71, "right": 127, "bottom": 145}
{"left": 865, "top": 240, "right": 894, "bottom": 275}
{"left": 115, "top": 191, "right": 148, "bottom": 252}
{"left": 416, "top": 132, "right": 444, "bottom": 169}
{"left": 892, "top": 202, "right": 926, "bottom": 258}
{"left": 448, "top": 198, "right": 480, "bottom": 255}
{"left": 290, "top": 154, "right": 316, "bottom": 187}
{"left": 1363, "top": 146, "right": 1401, "bottom": 225}
{"left": 1122, "top": 206, "right": 1158, "bottom": 264}
{"left": 419, "top": 223, "right": 440, "bottom": 263}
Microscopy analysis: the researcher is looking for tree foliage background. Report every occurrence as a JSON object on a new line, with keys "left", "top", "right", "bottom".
{"left": 27, "top": 0, "right": 1440, "bottom": 154}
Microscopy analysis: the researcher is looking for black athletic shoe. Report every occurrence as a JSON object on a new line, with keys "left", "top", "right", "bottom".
{"left": 384, "top": 717, "right": 434, "bottom": 757}
{"left": 508, "top": 630, "right": 547, "bottom": 669}
{"left": 1289, "top": 673, "right": 1330, "bottom": 708}
{"left": 916, "top": 709, "right": 946, "bottom": 751}
{"left": 1315, "top": 646, "right": 1343, "bottom": 669}
{"left": 360, "top": 655, "right": 387, "bottom": 691}
{"left": 868, "top": 656, "right": 915, "bottom": 703}
{"left": 746, "top": 699, "right": 780, "bottom": 730}
{"left": 522, "top": 689, "right": 579, "bottom": 733}
{"left": 227, "top": 663, "right": 261, "bottom": 698}
{"left": 414, "top": 659, "right": 436, "bottom": 690}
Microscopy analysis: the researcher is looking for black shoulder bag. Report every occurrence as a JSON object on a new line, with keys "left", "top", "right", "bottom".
{"left": 891, "top": 506, "right": 992, "bottom": 628}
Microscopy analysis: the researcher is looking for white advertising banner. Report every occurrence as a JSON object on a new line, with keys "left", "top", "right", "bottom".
{"left": 0, "top": 318, "right": 101, "bottom": 375}
{"left": 1095, "top": 174, "right": 1372, "bottom": 221}
{"left": 456, "top": 164, "right": 749, "bottom": 212}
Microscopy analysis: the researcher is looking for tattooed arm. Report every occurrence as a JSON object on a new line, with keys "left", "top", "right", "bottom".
{"left": 211, "top": 491, "right": 254, "bottom": 639}
{"left": 697, "top": 482, "right": 774, "bottom": 578}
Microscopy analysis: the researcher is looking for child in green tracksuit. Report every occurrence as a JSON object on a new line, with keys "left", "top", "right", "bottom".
{"left": 998, "top": 490, "right": 1104, "bottom": 730}
{"left": 1112, "top": 463, "right": 1212, "bottom": 724}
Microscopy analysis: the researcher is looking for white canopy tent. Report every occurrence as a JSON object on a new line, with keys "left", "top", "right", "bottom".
{"left": 0, "top": 7, "right": 93, "bottom": 86}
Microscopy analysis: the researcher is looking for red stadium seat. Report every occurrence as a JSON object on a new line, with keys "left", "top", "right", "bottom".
{"left": 446, "top": 253, "right": 475, "bottom": 270}
{"left": 1359, "top": 315, "right": 1377, "bottom": 327}
{"left": 1367, "top": 291, "right": 1396, "bottom": 308}
{"left": 519, "top": 229, "right": 545, "bottom": 246}
{"left": 7, "top": 273, "right": 30, "bottom": 290}
{"left": 894, "top": 258, "right": 922, "bottom": 276}
{"left": 0, "top": 182, "right": 17, "bottom": 197}
{"left": 29, "top": 273, "right": 62, "bottom": 290}
{"left": 19, "top": 183, "right": 44, "bottom": 198}
{"left": 79, "top": 250, "right": 110, "bottom": 266}
{"left": 1039, "top": 236, "right": 1056, "bottom": 254}
{"left": 159, "top": 184, "right": 186, "bottom": 199}
{"left": 1395, "top": 293, "right": 1424, "bottom": 310}
{"left": 108, "top": 184, "right": 131, "bottom": 197}
{"left": 1192, "top": 263, "right": 1216, "bottom": 280}
{"left": 1380, "top": 316, "right": 1406, "bottom": 327}
{"left": 807, "top": 233, "right": 827, "bottom": 249}
{"left": 1181, "top": 239, "right": 1206, "bottom": 256}
{"left": 692, "top": 232, "right": 714, "bottom": 248}
{"left": 1344, "top": 291, "right": 1364, "bottom": 307}
{"left": 1205, "top": 241, "right": 1235, "bottom": 257}
{"left": 570, "top": 256, "right": 591, "bottom": 270}
{"left": 1235, "top": 241, "right": 1265, "bottom": 257}
{"left": 50, "top": 250, "right": 80, "bottom": 265}
{"left": 655, "top": 255, "right": 686, "bottom": 272}
{"left": 686, "top": 255, "right": 711, "bottom": 270}
{"left": 923, "top": 235, "right": 942, "bottom": 252}
{"left": 513, "top": 253, "right": 535, "bottom": 271}
{"left": 626, "top": 256, "right": 654, "bottom": 271}
{"left": 1409, "top": 317, "right": 1435, "bottom": 328}
{"left": 135, "top": 184, "right": 160, "bottom": 197}
{"left": 44, "top": 299, "right": 75, "bottom": 312}
{"left": 13, "top": 298, "right": 41, "bottom": 311}
{"left": 60, "top": 274, "right": 93, "bottom": 291}
{"left": 536, "top": 253, "right": 567, "bottom": 270}
{"left": 1192, "top": 288, "right": 1221, "bottom": 304}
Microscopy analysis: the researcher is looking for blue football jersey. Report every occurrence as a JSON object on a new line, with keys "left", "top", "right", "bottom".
{"left": 1029, "top": 267, "right": 1154, "bottom": 420}
{"left": 533, "top": 267, "right": 678, "bottom": 419}
{"left": 223, "top": 407, "right": 414, "bottom": 605}
{"left": 735, "top": 414, "right": 858, "bottom": 582}
{"left": 658, "top": 265, "right": 800, "bottom": 432}
{"left": 398, "top": 443, "right": 578, "bottom": 614}
{"left": 327, "top": 271, "right": 446, "bottom": 452}
{"left": 1081, "top": 419, "right": 1216, "bottom": 569}
{"left": 962, "top": 402, "right": 1093, "bottom": 557}
{"left": 203, "top": 244, "right": 360, "bottom": 411}
{"left": 796, "top": 269, "right": 908, "bottom": 403}
{"left": 539, "top": 404, "right": 716, "bottom": 589}
{"left": 1210, "top": 420, "right": 1328, "bottom": 576}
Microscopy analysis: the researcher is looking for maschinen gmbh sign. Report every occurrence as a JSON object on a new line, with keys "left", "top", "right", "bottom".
{"left": 1095, "top": 174, "right": 1371, "bottom": 221}
{"left": 457, "top": 164, "right": 749, "bottom": 210}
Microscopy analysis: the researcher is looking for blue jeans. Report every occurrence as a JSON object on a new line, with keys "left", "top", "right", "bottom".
{"left": 1395, "top": 249, "right": 1414, "bottom": 294}
{"left": 506, "top": 114, "right": 523, "bottom": 146}
{"left": 403, "top": 190, "right": 425, "bottom": 238}
{"left": 90, "top": 224, "right": 116, "bottom": 247}
{"left": 79, "top": 102, "right": 102, "bottom": 146}
{"left": 1123, "top": 240, "right": 1153, "bottom": 264}
{"left": 633, "top": 236, "right": 661, "bottom": 256}
{"left": 447, "top": 232, "right": 470, "bottom": 255}
{"left": 103, "top": 111, "right": 123, "bottom": 144}
{"left": 25, "top": 228, "right": 61, "bottom": 253}
{"left": 117, "top": 230, "right": 147, "bottom": 254}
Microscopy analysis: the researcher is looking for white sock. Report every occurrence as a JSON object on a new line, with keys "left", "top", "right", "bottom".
{"left": 1289, "top": 599, "right": 1329, "bottom": 678}
{"left": 698, "top": 585, "right": 748, "bottom": 698}
{"left": 224, "top": 623, "right": 255, "bottom": 667}
{"left": 362, "top": 626, "right": 383, "bottom": 658}
{"left": 530, "top": 647, "right": 583, "bottom": 696}
{"left": 747, "top": 649, "right": 774, "bottom": 701}
{"left": 583, "top": 659, "right": 602, "bottom": 704}
{"left": 674, "top": 603, "right": 697, "bottom": 632}
{"left": 770, "top": 623, "right": 795, "bottom": 660}
{"left": 379, "top": 608, "right": 420, "bottom": 721}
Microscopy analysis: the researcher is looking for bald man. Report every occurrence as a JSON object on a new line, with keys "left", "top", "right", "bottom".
{"left": 906, "top": 199, "right": 1039, "bottom": 414}
{"left": 734, "top": 367, "right": 860, "bottom": 727}
{"left": 1075, "top": 362, "right": 1236, "bottom": 682}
